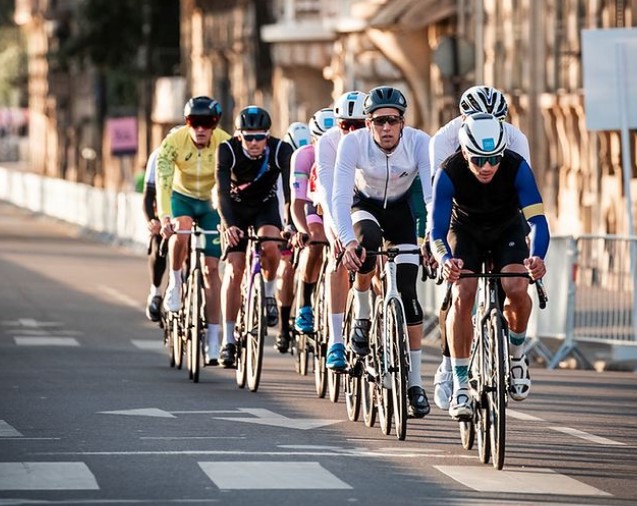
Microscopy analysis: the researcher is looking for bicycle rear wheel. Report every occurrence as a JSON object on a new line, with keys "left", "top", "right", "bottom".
{"left": 387, "top": 298, "right": 408, "bottom": 441}
{"left": 489, "top": 310, "right": 508, "bottom": 469}
{"left": 235, "top": 301, "right": 248, "bottom": 389}
{"left": 246, "top": 272, "right": 266, "bottom": 392}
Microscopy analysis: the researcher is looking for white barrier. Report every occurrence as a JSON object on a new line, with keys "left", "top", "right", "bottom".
{"left": 0, "top": 165, "right": 148, "bottom": 249}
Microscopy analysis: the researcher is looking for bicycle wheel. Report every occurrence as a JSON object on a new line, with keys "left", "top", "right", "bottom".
{"left": 475, "top": 325, "right": 491, "bottom": 464}
{"left": 297, "top": 332, "right": 310, "bottom": 376}
{"left": 235, "top": 300, "right": 248, "bottom": 389}
{"left": 313, "top": 272, "right": 328, "bottom": 398}
{"left": 488, "top": 310, "right": 508, "bottom": 469}
{"left": 387, "top": 298, "right": 408, "bottom": 441}
{"left": 460, "top": 419, "right": 475, "bottom": 450}
{"left": 189, "top": 270, "right": 204, "bottom": 383}
{"left": 361, "top": 357, "right": 377, "bottom": 428}
{"left": 246, "top": 272, "right": 266, "bottom": 392}
{"left": 345, "top": 353, "right": 361, "bottom": 422}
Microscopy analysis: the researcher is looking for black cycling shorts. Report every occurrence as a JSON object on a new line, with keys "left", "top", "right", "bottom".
{"left": 225, "top": 197, "right": 283, "bottom": 253}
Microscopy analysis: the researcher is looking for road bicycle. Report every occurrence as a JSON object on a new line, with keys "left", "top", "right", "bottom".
{"left": 291, "top": 239, "right": 331, "bottom": 397}
{"left": 162, "top": 222, "right": 218, "bottom": 383}
{"left": 441, "top": 259, "right": 548, "bottom": 469}
{"left": 234, "top": 226, "right": 288, "bottom": 392}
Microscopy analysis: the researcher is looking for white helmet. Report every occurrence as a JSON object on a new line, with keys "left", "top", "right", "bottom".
{"left": 284, "top": 122, "right": 312, "bottom": 150}
{"left": 333, "top": 91, "right": 367, "bottom": 120}
{"left": 308, "top": 108, "right": 335, "bottom": 138}
{"left": 458, "top": 113, "right": 507, "bottom": 156}
{"left": 458, "top": 85, "right": 508, "bottom": 120}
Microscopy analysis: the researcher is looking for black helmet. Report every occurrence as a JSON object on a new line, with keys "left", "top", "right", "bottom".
{"left": 235, "top": 106, "right": 272, "bottom": 131}
{"left": 184, "top": 96, "right": 222, "bottom": 118}
{"left": 363, "top": 86, "right": 407, "bottom": 115}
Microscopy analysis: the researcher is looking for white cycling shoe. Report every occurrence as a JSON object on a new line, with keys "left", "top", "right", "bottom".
{"left": 163, "top": 283, "right": 181, "bottom": 313}
{"left": 205, "top": 336, "right": 220, "bottom": 366}
{"left": 449, "top": 387, "right": 473, "bottom": 420}
{"left": 433, "top": 363, "right": 453, "bottom": 410}
{"left": 509, "top": 355, "right": 531, "bottom": 401}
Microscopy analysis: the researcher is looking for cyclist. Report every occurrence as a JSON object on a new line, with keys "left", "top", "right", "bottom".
{"left": 289, "top": 108, "right": 335, "bottom": 338}
{"left": 430, "top": 112, "right": 549, "bottom": 419}
{"left": 333, "top": 86, "right": 433, "bottom": 418}
{"left": 142, "top": 146, "right": 167, "bottom": 322}
{"left": 429, "top": 85, "right": 531, "bottom": 410}
{"left": 314, "top": 91, "right": 367, "bottom": 372}
{"left": 156, "top": 96, "right": 231, "bottom": 366}
{"left": 216, "top": 106, "right": 294, "bottom": 367}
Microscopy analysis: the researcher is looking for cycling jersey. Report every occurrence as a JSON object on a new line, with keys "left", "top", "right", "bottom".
{"left": 290, "top": 144, "right": 315, "bottom": 203}
{"left": 429, "top": 116, "right": 531, "bottom": 174}
{"left": 314, "top": 126, "right": 342, "bottom": 231}
{"left": 216, "top": 136, "right": 293, "bottom": 227}
{"left": 332, "top": 126, "right": 433, "bottom": 247}
{"left": 143, "top": 148, "right": 159, "bottom": 186}
{"left": 430, "top": 149, "right": 550, "bottom": 265}
{"left": 156, "top": 126, "right": 231, "bottom": 218}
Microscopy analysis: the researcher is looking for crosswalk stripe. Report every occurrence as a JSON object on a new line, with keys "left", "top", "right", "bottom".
{"left": 0, "top": 420, "right": 22, "bottom": 437}
{"left": 549, "top": 426, "right": 626, "bottom": 446}
{"left": 131, "top": 339, "right": 164, "bottom": 351}
{"left": 0, "top": 462, "right": 99, "bottom": 490}
{"left": 198, "top": 461, "right": 351, "bottom": 490}
{"left": 14, "top": 337, "right": 79, "bottom": 346}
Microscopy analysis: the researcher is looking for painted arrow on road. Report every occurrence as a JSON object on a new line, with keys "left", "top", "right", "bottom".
{"left": 100, "top": 407, "right": 343, "bottom": 430}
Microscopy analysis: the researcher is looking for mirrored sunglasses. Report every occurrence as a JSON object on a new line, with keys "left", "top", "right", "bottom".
{"left": 370, "top": 115, "right": 403, "bottom": 126}
{"left": 242, "top": 133, "right": 268, "bottom": 142}
{"left": 186, "top": 115, "right": 219, "bottom": 129}
{"left": 338, "top": 119, "right": 366, "bottom": 131}
{"left": 470, "top": 155, "right": 503, "bottom": 167}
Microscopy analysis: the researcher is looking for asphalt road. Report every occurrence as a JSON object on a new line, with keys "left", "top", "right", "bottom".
{"left": 1, "top": 201, "right": 636, "bottom": 506}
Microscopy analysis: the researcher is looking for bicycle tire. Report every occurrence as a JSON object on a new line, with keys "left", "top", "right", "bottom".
{"left": 246, "top": 272, "right": 265, "bottom": 392}
{"left": 298, "top": 333, "right": 309, "bottom": 376}
{"left": 172, "top": 314, "right": 183, "bottom": 369}
{"left": 387, "top": 298, "right": 408, "bottom": 441}
{"left": 190, "top": 269, "right": 204, "bottom": 383}
{"left": 489, "top": 310, "right": 508, "bottom": 469}
{"left": 235, "top": 301, "right": 248, "bottom": 389}
{"left": 345, "top": 351, "right": 361, "bottom": 422}
{"left": 328, "top": 369, "right": 341, "bottom": 403}
{"left": 476, "top": 320, "right": 491, "bottom": 464}
{"left": 313, "top": 270, "right": 328, "bottom": 398}
{"left": 460, "top": 419, "right": 475, "bottom": 450}
{"left": 361, "top": 360, "right": 377, "bottom": 428}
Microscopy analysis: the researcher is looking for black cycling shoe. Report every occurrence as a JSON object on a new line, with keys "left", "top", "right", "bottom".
{"left": 275, "top": 333, "right": 291, "bottom": 354}
{"left": 407, "top": 385, "right": 431, "bottom": 418}
{"left": 349, "top": 319, "right": 371, "bottom": 356}
{"left": 145, "top": 295, "right": 163, "bottom": 322}
{"left": 220, "top": 343, "right": 237, "bottom": 369}
{"left": 265, "top": 297, "right": 279, "bottom": 327}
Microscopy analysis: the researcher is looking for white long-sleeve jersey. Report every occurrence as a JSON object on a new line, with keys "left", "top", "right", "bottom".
{"left": 332, "top": 126, "right": 433, "bottom": 247}
{"left": 314, "top": 126, "right": 343, "bottom": 232}
{"left": 429, "top": 116, "right": 531, "bottom": 175}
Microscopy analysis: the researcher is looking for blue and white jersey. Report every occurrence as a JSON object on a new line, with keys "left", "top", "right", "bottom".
{"left": 314, "top": 125, "right": 342, "bottom": 231}
{"left": 429, "top": 116, "right": 531, "bottom": 176}
{"left": 144, "top": 148, "right": 160, "bottom": 186}
{"left": 332, "top": 126, "right": 433, "bottom": 247}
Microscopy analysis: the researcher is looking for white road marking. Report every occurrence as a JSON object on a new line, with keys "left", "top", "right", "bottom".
{"left": 131, "top": 339, "right": 164, "bottom": 351}
{"left": 0, "top": 420, "right": 22, "bottom": 437}
{"left": 199, "top": 461, "right": 351, "bottom": 490}
{"left": 140, "top": 436, "right": 246, "bottom": 440}
{"left": 101, "top": 408, "right": 176, "bottom": 418}
{"left": 2, "top": 319, "right": 62, "bottom": 328}
{"left": 14, "top": 337, "right": 79, "bottom": 346}
{"left": 98, "top": 285, "right": 142, "bottom": 309}
{"left": 214, "top": 407, "right": 343, "bottom": 430}
{"left": 10, "top": 329, "right": 82, "bottom": 336}
{"left": 435, "top": 465, "right": 611, "bottom": 496}
{"left": 549, "top": 426, "right": 627, "bottom": 446}
{"left": 0, "top": 462, "right": 99, "bottom": 490}
{"left": 507, "top": 409, "right": 544, "bottom": 422}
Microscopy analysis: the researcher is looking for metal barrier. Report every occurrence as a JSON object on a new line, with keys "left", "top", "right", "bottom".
{"left": 548, "top": 235, "right": 637, "bottom": 369}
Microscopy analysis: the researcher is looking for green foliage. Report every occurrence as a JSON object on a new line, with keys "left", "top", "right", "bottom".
{"left": 0, "top": 27, "right": 26, "bottom": 106}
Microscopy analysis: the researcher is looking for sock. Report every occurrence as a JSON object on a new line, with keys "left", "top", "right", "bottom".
{"left": 451, "top": 357, "right": 470, "bottom": 391}
{"left": 265, "top": 279, "right": 276, "bottom": 298}
{"left": 223, "top": 321, "right": 235, "bottom": 345}
{"left": 408, "top": 350, "right": 422, "bottom": 388}
{"left": 353, "top": 288, "right": 371, "bottom": 319}
{"left": 149, "top": 285, "right": 161, "bottom": 297}
{"left": 509, "top": 330, "right": 526, "bottom": 359}
{"left": 280, "top": 306, "right": 291, "bottom": 335}
{"left": 328, "top": 313, "right": 344, "bottom": 346}
{"left": 206, "top": 324, "right": 220, "bottom": 355}
{"left": 302, "top": 281, "right": 316, "bottom": 307}
{"left": 441, "top": 355, "right": 452, "bottom": 372}
{"left": 170, "top": 269, "right": 182, "bottom": 286}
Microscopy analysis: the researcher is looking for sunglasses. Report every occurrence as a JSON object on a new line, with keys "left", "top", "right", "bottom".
{"left": 186, "top": 116, "right": 219, "bottom": 129}
{"left": 338, "top": 119, "right": 366, "bottom": 131}
{"left": 242, "top": 133, "right": 268, "bottom": 142}
{"left": 470, "top": 155, "right": 503, "bottom": 167}
{"left": 370, "top": 115, "right": 403, "bottom": 126}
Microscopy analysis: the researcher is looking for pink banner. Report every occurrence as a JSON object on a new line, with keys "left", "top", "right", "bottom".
{"left": 107, "top": 116, "right": 138, "bottom": 155}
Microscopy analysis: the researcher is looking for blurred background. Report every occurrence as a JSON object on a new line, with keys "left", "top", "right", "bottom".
{"left": 0, "top": 0, "right": 635, "bottom": 238}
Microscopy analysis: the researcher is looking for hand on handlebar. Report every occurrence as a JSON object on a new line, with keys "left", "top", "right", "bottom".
{"left": 160, "top": 218, "right": 174, "bottom": 239}
{"left": 147, "top": 218, "right": 161, "bottom": 236}
{"left": 524, "top": 256, "right": 546, "bottom": 281}
{"left": 342, "top": 241, "right": 365, "bottom": 271}
{"left": 442, "top": 257, "right": 464, "bottom": 283}
{"left": 224, "top": 226, "right": 244, "bottom": 247}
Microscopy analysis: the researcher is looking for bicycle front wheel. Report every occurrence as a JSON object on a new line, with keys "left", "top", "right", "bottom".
{"left": 235, "top": 302, "right": 248, "bottom": 389}
{"left": 189, "top": 270, "right": 205, "bottom": 383}
{"left": 246, "top": 272, "right": 266, "bottom": 392}
{"left": 488, "top": 310, "right": 508, "bottom": 470}
{"left": 387, "top": 298, "right": 408, "bottom": 441}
